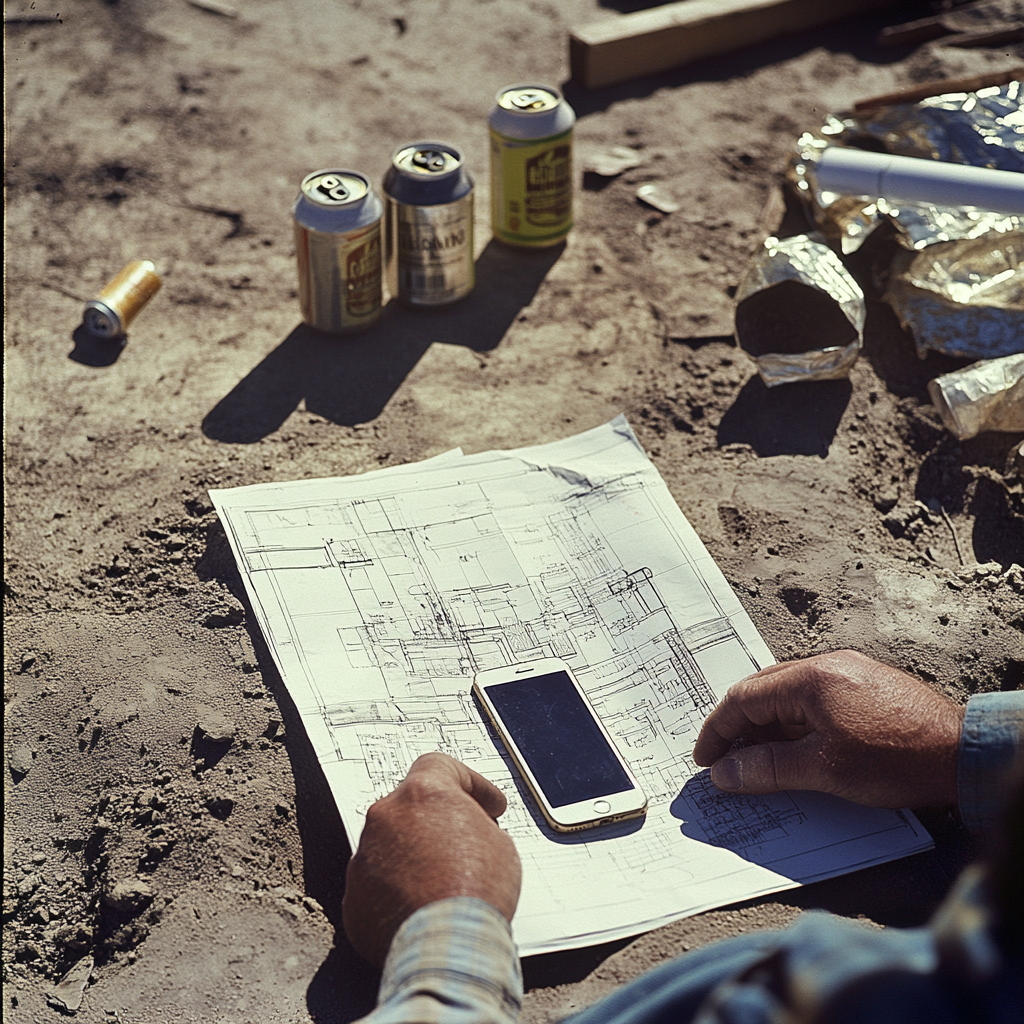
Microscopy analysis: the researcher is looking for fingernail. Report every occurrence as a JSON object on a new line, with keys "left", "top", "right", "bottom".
{"left": 711, "top": 757, "right": 742, "bottom": 791}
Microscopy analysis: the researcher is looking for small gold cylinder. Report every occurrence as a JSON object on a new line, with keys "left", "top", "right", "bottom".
{"left": 84, "top": 260, "right": 162, "bottom": 338}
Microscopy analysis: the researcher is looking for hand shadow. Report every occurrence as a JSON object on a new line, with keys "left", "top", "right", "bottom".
{"left": 203, "top": 240, "right": 564, "bottom": 444}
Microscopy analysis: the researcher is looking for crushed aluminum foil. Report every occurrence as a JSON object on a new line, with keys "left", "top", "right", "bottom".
{"left": 735, "top": 233, "right": 865, "bottom": 386}
{"left": 788, "top": 81, "right": 1024, "bottom": 253}
{"left": 885, "top": 232, "right": 1024, "bottom": 359}
{"left": 927, "top": 353, "right": 1024, "bottom": 440}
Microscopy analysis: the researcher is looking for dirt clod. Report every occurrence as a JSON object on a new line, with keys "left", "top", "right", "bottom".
{"left": 195, "top": 712, "right": 236, "bottom": 744}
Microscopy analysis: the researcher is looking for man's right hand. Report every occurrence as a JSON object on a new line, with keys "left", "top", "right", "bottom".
{"left": 692, "top": 650, "right": 965, "bottom": 809}
{"left": 343, "top": 752, "right": 522, "bottom": 966}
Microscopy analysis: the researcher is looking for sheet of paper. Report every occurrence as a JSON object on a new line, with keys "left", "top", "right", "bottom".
{"left": 211, "top": 416, "right": 933, "bottom": 955}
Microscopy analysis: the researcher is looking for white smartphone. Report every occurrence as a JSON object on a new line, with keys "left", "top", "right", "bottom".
{"left": 473, "top": 657, "right": 648, "bottom": 833}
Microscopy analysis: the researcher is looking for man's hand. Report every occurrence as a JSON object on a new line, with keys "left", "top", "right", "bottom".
{"left": 692, "top": 651, "right": 964, "bottom": 809}
{"left": 342, "top": 752, "right": 522, "bottom": 966}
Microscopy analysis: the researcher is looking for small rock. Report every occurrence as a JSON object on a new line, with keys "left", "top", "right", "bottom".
{"left": 963, "top": 561, "right": 1002, "bottom": 580}
{"left": 165, "top": 535, "right": 187, "bottom": 552}
{"left": 230, "top": 864, "right": 245, "bottom": 878}
{"left": 302, "top": 895, "right": 324, "bottom": 915}
{"left": 103, "top": 879, "right": 155, "bottom": 915}
{"left": 197, "top": 712, "right": 236, "bottom": 744}
{"left": 873, "top": 492, "right": 898, "bottom": 513}
{"left": 31, "top": 905, "right": 51, "bottom": 925}
{"left": 17, "top": 875, "right": 40, "bottom": 898}
{"left": 204, "top": 793, "right": 234, "bottom": 820}
{"left": 9, "top": 744, "right": 35, "bottom": 778}
{"left": 203, "top": 596, "right": 245, "bottom": 629}
{"left": 31, "top": 852, "right": 47, "bottom": 865}
{"left": 263, "top": 719, "right": 286, "bottom": 742}
{"left": 47, "top": 954, "right": 94, "bottom": 1014}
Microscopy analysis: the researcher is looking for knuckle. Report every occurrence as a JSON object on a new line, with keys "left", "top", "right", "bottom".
{"left": 401, "top": 771, "right": 449, "bottom": 802}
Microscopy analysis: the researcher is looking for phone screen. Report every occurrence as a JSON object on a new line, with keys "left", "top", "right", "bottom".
{"left": 483, "top": 671, "right": 635, "bottom": 808}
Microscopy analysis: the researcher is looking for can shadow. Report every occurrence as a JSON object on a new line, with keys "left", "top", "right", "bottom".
{"left": 717, "top": 376, "right": 851, "bottom": 458}
{"left": 202, "top": 240, "right": 564, "bottom": 444}
{"left": 68, "top": 323, "right": 127, "bottom": 367}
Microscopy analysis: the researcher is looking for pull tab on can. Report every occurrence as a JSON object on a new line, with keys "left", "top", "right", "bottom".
{"left": 301, "top": 171, "right": 369, "bottom": 207}
{"left": 413, "top": 149, "right": 447, "bottom": 173}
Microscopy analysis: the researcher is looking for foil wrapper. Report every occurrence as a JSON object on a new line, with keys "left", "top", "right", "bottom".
{"left": 885, "top": 232, "right": 1024, "bottom": 358}
{"left": 735, "top": 234, "right": 865, "bottom": 386}
{"left": 927, "top": 353, "right": 1024, "bottom": 440}
{"left": 789, "top": 81, "right": 1024, "bottom": 253}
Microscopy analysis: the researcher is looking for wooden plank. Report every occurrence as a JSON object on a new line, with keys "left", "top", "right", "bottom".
{"left": 943, "top": 26, "right": 1024, "bottom": 48}
{"left": 569, "top": 0, "right": 895, "bottom": 90}
{"left": 876, "top": 15, "right": 952, "bottom": 47}
{"left": 852, "top": 67, "right": 1024, "bottom": 113}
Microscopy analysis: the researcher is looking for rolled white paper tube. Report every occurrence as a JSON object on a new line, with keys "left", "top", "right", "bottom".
{"left": 816, "top": 147, "right": 1024, "bottom": 215}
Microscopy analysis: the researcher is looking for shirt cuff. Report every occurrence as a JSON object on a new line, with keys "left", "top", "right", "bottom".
{"left": 363, "top": 897, "right": 523, "bottom": 1024}
{"left": 957, "top": 690, "right": 1024, "bottom": 835}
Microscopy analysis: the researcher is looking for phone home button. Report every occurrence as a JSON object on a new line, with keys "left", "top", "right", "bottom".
{"left": 592, "top": 799, "right": 611, "bottom": 814}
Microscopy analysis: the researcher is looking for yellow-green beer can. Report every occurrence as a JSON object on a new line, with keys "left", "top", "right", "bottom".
{"left": 489, "top": 84, "right": 576, "bottom": 248}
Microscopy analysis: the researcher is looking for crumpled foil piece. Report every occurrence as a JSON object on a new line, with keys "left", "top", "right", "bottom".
{"left": 885, "top": 232, "right": 1024, "bottom": 358}
{"left": 789, "top": 81, "right": 1024, "bottom": 253}
{"left": 735, "top": 234, "right": 865, "bottom": 386}
{"left": 927, "top": 353, "right": 1024, "bottom": 440}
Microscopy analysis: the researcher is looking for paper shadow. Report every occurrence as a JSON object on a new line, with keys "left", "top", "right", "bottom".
{"left": 190, "top": 567, "right": 380, "bottom": 1023}
{"left": 68, "top": 323, "right": 127, "bottom": 366}
{"left": 717, "top": 376, "right": 851, "bottom": 458}
{"left": 202, "top": 240, "right": 564, "bottom": 443}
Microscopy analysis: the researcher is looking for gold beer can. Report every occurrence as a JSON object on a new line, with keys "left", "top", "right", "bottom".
{"left": 84, "top": 260, "right": 162, "bottom": 338}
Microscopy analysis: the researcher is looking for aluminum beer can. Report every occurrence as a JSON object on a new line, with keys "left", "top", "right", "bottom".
{"left": 382, "top": 141, "right": 475, "bottom": 307}
{"left": 489, "top": 83, "right": 575, "bottom": 248}
{"left": 84, "top": 259, "right": 162, "bottom": 338}
{"left": 293, "top": 169, "right": 384, "bottom": 334}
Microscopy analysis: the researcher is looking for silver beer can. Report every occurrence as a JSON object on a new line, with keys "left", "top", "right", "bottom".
{"left": 382, "top": 141, "right": 474, "bottom": 307}
{"left": 293, "top": 169, "right": 384, "bottom": 334}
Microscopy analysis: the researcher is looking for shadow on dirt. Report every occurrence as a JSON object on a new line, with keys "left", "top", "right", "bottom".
{"left": 202, "top": 240, "right": 564, "bottom": 443}
{"left": 223, "top": 605, "right": 382, "bottom": 1022}
{"left": 717, "top": 377, "right": 851, "bottom": 457}
{"left": 564, "top": 0, "right": 930, "bottom": 115}
{"left": 68, "top": 323, "right": 127, "bottom": 367}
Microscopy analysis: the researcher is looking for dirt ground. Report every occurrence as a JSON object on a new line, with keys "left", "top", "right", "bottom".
{"left": 4, "top": 1, "right": 1023, "bottom": 1021}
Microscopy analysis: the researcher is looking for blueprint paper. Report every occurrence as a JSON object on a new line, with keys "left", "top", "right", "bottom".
{"left": 210, "top": 416, "right": 933, "bottom": 955}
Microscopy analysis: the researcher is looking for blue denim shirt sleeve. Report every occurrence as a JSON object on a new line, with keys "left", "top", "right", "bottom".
{"left": 357, "top": 897, "right": 522, "bottom": 1024}
{"left": 957, "top": 690, "right": 1024, "bottom": 835}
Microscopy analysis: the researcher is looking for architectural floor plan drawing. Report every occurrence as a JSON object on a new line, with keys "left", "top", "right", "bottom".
{"left": 211, "top": 417, "right": 933, "bottom": 954}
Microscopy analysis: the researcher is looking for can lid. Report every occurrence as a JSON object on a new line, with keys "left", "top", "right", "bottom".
{"left": 394, "top": 144, "right": 462, "bottom": 176}
{"left": 497, "top": 85, "right": 560, "bottom": 112}
{"left": 300, "top": 170, "right": 369, "bottom": 206}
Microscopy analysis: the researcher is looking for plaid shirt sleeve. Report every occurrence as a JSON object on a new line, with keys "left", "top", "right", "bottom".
{"left": 958, "top": 690, "right": 1024, "bottom": 836}
{"left": 360, "top": 897, "right": 523, "bottom": 1024}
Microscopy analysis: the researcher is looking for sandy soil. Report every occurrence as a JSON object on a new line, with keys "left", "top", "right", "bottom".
{"left": 4, "top": 1, "right": 1023, "bottom": 1021}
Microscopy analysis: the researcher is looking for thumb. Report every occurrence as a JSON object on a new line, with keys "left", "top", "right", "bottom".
{"left": 710, "top": 735, "right": 828, "bottom": 796}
